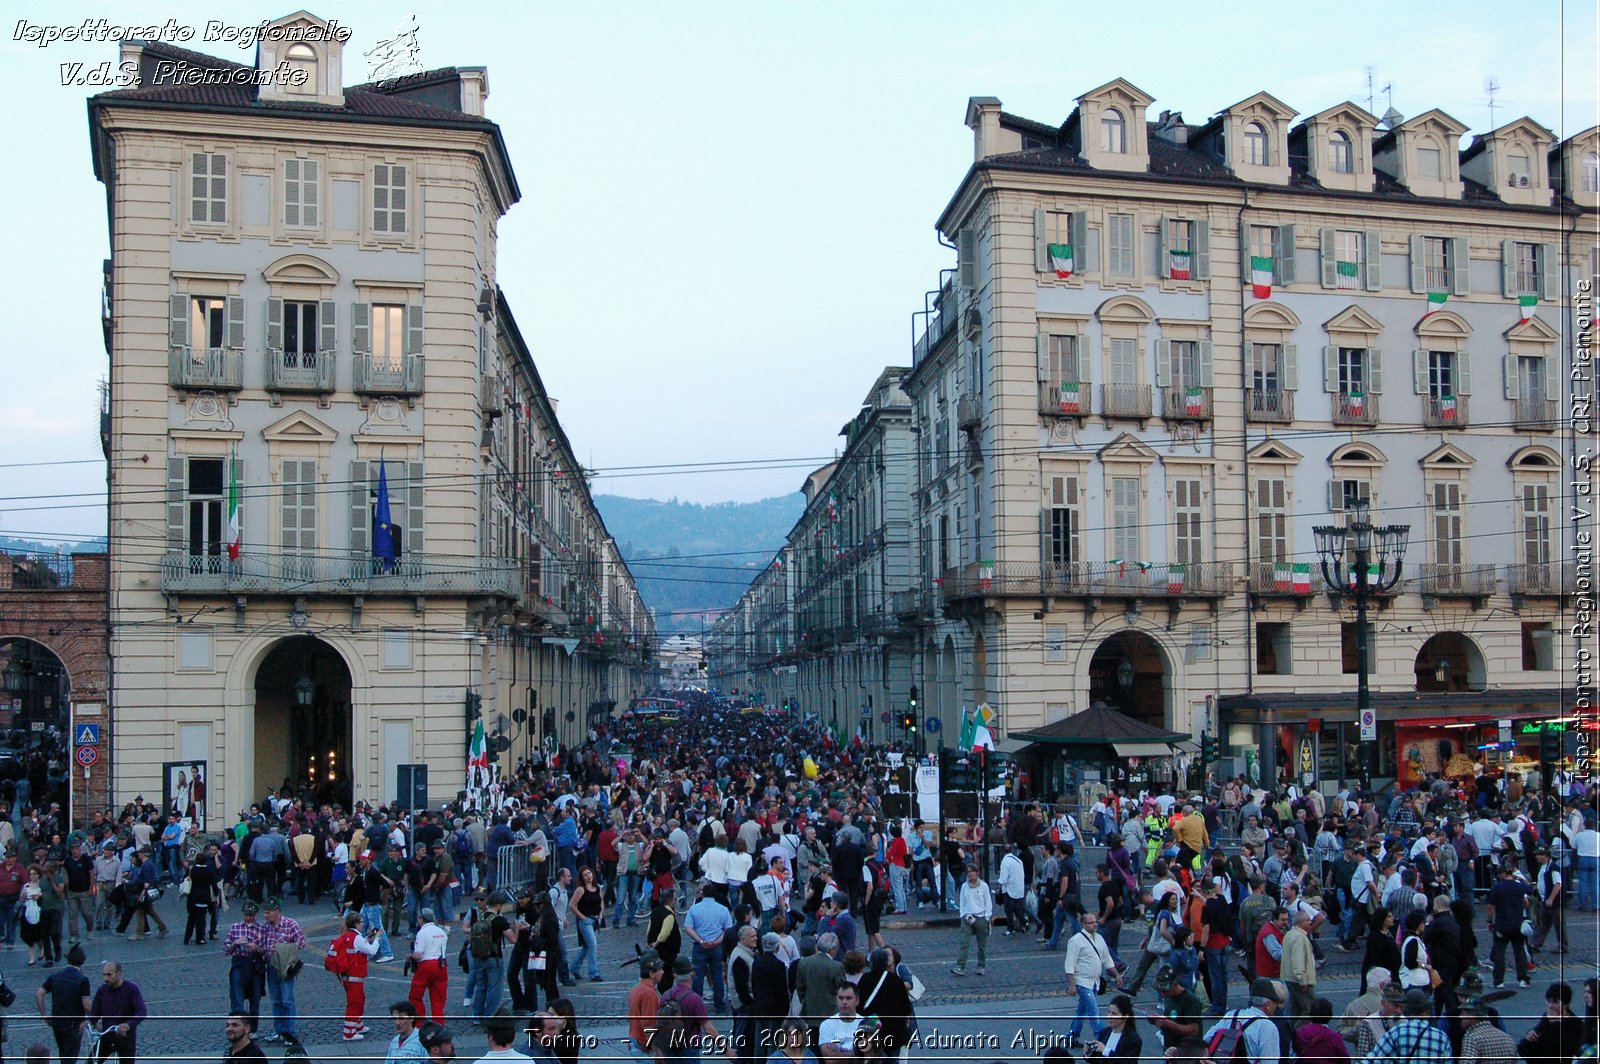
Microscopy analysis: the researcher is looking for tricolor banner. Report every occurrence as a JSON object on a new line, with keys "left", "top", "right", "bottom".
{"left": 1169, "top": 248, "right": 1192, "bottom": 281}
{"left": 1047, "top": 243, "right": 1075, "bottom": 279}
{"left": 226, "top": 447, "right": 242, "bottom": 561}
{"left": 977, "top": 560, "right": 995, "bottom": 590}
{"left": 1185, "top": 386, "right": 1205, "bottom": 416}
{"left": 1291, "top": 563, "right": 1312, "bottom": 593}
{"left": 1347, "top": 391, "right": 1366, "bottom": 415}
{"left": 1059, "top": 380, "right": 1082, "bottom": 413}
{"left": 1425, "top": 291, "right": 1449, "bottom": 315}
{"left": 1438, "top": 395, "right": 1458, "bottom": 420}
{"left": 1518, "top": 295, "right": 1537, "bottom": 323}
{"left": 1166, "top": 565, "right": 1186, "bottom": 594}
{"left": 1273, "top": 562, "right": 1293, "bottom": 592}
{"left": 1335, "top": 260, "right": 1359, "bottom": 290}
{"left": 1250, "top": 256, "right": 1273, "bottom": 299}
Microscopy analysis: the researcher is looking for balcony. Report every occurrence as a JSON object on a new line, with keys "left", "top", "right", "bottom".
{"left": 1512, "top": 397, "right": 1561, "bottom": 432}
{"left": 480, "top": 376, "right": 503, "bottom": 416}
{"left": 1422, "top": 395, "right": 1469, "bottom": 429}
{"left": 858, "top": 611, "right": 902, "bottom": 636}
{"left": 1507, "top": 561, "right": 1576, "bottom": 599}
{"left": 1247, "top": 561, "right": 1324, "bottom": 598}
{"left": 352, "top": 353, "right": 425, "bottom": 400}
{"left": 1417, "top": 562, "right": 1496, "bottom": 602}
{"left": 1163, "top": 385, "right": 1213, "bottom": 422}
{"left": 890, "top": 589, "right": 935, "bottom": 619}
{"left": 159, "top": 551, "right": 518, "bottom": 598}
{"left": 939, "top": 560, "right": 1233, "bottom": 602}
{"left": 1248, "top": 387, "right": 1294, "bottom": 423}
{"left": 1039, "top": 380, "right": 1090, "bottom": 418}
{"left": 1100, "top": 383, "right": 1152, "bottom": 419}
{"left": 956, "top": 395, "right": 980, "bottom": 430}
{"left": 169, "top": 347, "right": 242, "bottom": 391}
{"left": 1331, "top": 392, "right": 1379, "bottom": 426}
{"left": 264, "top": 350, "right": 335, "bottom": 401}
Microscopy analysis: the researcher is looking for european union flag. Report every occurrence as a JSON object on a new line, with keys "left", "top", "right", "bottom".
{"left": 373, "top": 458, "right": 399, "bottom": 574}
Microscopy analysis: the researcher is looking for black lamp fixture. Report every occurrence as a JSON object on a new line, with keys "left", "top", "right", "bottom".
{"left": 1, "top": 659, "right": 24, "bottom": 696}
{"left": 1116, "top": 655, "right": 1136, "bottom": 694}
{"left": 293, "top": 674, "right": 315, "bottom": 708}
{"left": 1434, "top": 658, "right": 1451, "bottom": 685}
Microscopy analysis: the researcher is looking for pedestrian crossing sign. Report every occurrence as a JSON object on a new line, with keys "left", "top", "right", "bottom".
{"left": 75, "top": 723, "right": 100, "bottom": 746}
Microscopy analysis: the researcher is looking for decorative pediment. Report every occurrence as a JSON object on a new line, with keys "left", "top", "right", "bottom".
{"left": 1323, "top": 304, "right": 1383, "bottom": 336}
{"left": 1402, "top": 108, "right": 1470, "bottom": 140}
{"left": 1508, "top": 444, "right": 1561, "bottom": 470}
{"left": 1230, "top": 90, "right": 1297, "bottom": 121}
{"left": 1329, "top": 443, "right": 1386, "bottom": 466}
{"left": 1098, "top": 433, "right": 1160, "bottom": 464}
{"left": 255, "top": 11, "right": 346, "bottom": 107}
{"left": 1504, "top": 315, "right": 1560, "bottom": 343}
{"left": 1247, "top": 439, "right": 1302, "bottom": 463}
{"left": 1306, "top": 101, "right": 1379, "bottom": 130}
{"left": 1077, "top": 78, "right": 1156, "bottom": 109}
{"left": 1243, "top": 302, "right": 1302, "bottom": 330}
{"left": 1420, "top": 442, "right": 1475, "bottom": 469}
{"left": 1415, "top": 310, "right": 1472, "bottom": 339}
{"left": 1096, "top": 295, "right": 1155, "bottom": 323}
{"left": 263, "top": 254, "right": 339, "bottom": 284}
{"left": 263, "top": 410, "right": 337, "bottom": 443}
{"left": 1490, "top": 116, "right": 1557, "bottom": 147}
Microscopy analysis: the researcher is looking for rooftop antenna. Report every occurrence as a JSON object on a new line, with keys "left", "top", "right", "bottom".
{"left": 1484, "top": 75, "right": 1501, "bottom": 130}
{"left": 1364, "top": 67, "right": 1376, "bottom": 115}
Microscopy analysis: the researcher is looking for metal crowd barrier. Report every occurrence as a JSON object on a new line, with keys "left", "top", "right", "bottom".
{"left": 492, "top": 841, "right": 539, "bottom": 894}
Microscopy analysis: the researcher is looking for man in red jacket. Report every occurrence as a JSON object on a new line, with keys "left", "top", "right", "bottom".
{"left": 1255, "top": 907, "right": 1288, "bottom": 980}
{"left": 328, "top": 913, "right": 379, "bottom": 1041}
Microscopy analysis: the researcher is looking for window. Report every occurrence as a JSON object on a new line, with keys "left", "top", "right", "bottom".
{"left": 1102, "top": 108, "right": 1126, "bottom": 154}
{"left": 186, "top": 457, "right": 225, "bottom": 569}
{"left": 1045, "top": 334, "right": 1079, "bottom": 386}
{"left": 371, "top": 304, "right": 405, "bottom": 371}
{"left": 1167, "top": 218, "right": 1194, "bottom": 279}
{"left": 1107, "top": 214, "right": 1136, "bottom": 277}
{"left": 1333, "top": 230, "right": 1363, "bottom": 289}
{"left": 1250, "top": 343, "right": 1281, "bottom": 392}
{"left": 1111, "top": 477, "right": 1140, "bottom": 562}
{"left": 1518, "top": 354, "right": 1548, "bottom": 401}
{"left": 283, "top": 158, "right": 319, "bottom": 228}
{"left": 1427, "top": 351, "right": 1456, "bottom": 400}
{"left": 1335, "top": 478, "right": 1371, "bottom": 512}
{"left": 1256, "top": 622, "right": 1291, "bottom": 675}
{"left": 1417, "top": 145, "right": 1443, "bottom": 180}
{"left": 1109, "top": 338, "right": 1137, "bottom": 385}
{"left": 1254, "top": 478, "right": 1287, "bottom": 562}
{"left": 282, "top": 301, "right": 318, "bottom": 364}
{"left": 1340, "top": 621, "right": 1370, "bottom": 674}
{"left": 1584, "top": 152, "right": 1599, "bottom": 193}
{"left": 1173, "top": 478, "right": 1202, "bottom": 567}
{"left": 1521, "top": 483, "right": 1551, "bottom": 567}
{"left": 372, "top": 163, "right": 408, "bottom": 234}
{"left": 280, "top": 459, "right": 317, "bottom": 555}
{"left": 284, "top": 44, "right": 316, "bottom": 94}
{"left": 1244, "top": 122, "right": 1269, "bottom": 166}
{"left": 1167, "top": 340, "right": 1200, "bottom": 388}
{"left": 1338, "top": 347, "right": 1368, "bottom": 396}
{"left": 1046, "top": 474, "right": 1079, "bottom": 567}
{"left": 1513, "top": 242, "right": 1541, "bottom": 295}
{"left": 1250, "top": 225, "right": 1276, "bottom": 262}
{"left": 1507, "top": 148, "right": 1531, "bottom": 188}
{"left": 1330, "top": 130, "right": 1354, "bottom": 174}
{"left": 189, "top": 297, "right": 226, "bottom": 351}
{"left": 1521, "top": 622, "right": 1554, "bottom": 671}
{"left": 1431, "top": 481, "right": 1463, "bottom": 567}
{"left": 1422, "top": 237, "right": 1451, "bottom": 292}
{"left": 190, "top": 152, "right": 227, "bottom": 224}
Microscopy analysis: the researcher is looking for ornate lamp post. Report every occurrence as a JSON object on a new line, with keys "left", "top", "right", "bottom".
{"left": 1313, "top": 498, "right": 1409, "bottom": 794}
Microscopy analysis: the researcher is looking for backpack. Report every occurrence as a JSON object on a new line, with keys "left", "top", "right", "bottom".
{"left": 1205, "top": 1012, "right": 1260, "bottom": 1063}
{"left": 652, "top": 986, "right": 689, "bottom": 1048}
{"left": 453, "top": 829, "right": 474, "bottom": 864}
{"left": 469, "top": 913, "right": 498, "bottom": 960}
{"left": 323, "top": 935, "right": 351, "bottom": 977}
{"left": 1208, "top": 896, "right": 1237, "bottom": 939}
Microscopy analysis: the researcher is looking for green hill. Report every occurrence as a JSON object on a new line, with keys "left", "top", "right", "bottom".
{"left": 595, "top": 495, "right": 803, "bottom": 633}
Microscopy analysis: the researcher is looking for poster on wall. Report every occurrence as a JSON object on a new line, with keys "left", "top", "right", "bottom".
{"left": 162, "top": 760, "right": 207, "bottom": 832}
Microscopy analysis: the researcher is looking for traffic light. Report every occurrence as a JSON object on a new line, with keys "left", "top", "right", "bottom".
{"left": 1539, "top": 728, "right": 1562, "bottom": 763}
{"left": 899, "top": 711, "right": 917, "bottom": 732}
{"left": 1200, "top": 731, "right": 1217, "bottom": 765}
{"left": 909, "top": 685, "right": 919, "bottom": 710}
{"left": 464, "top": 688, "right": 483, "bottom": 725}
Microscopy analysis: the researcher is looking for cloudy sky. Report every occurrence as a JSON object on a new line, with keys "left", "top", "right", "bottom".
{"left": 1, "top": 0, "right": 1594, "bottom": 543}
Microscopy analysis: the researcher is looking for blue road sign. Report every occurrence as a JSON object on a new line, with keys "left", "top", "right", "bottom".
{"left": 74, "top": 723, "right": 101, "bottom": 746}
{"left": 925, "top": 717, "right": 942, "bottom": 734}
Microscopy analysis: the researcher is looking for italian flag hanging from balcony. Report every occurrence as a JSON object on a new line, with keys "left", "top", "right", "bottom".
{"left": 1335, "top": 260, "right": 1359, "bottom": 290}
{"left": 1273, "top": 563, "right": 1293, "bottom": 591}
{"left": 1348, "top": 563, "right": 1381, "bottom": 586}
{"left": 1058, "top": 380, "right": 1082, "bottom": 413}
{"left": 1166, "top": 565, "right": 1186, "bottom": 593}
{"left": 1519, "top": 295, "right": 1537, "bottom": 322}
{"left": 226, "top": 448, "right": 242, "bottom": 561}
{"left": 978, "top": 560, "right": 994, "bottom": 590}
{"left": 1047, "top": 243, "right": 1074, "bottom": 278}
{"left": 1185, "top": 387, "right": 1205, "bottom": 416}
{"left": 467, "top": 718, "right": 488, "bottom": 792}
{"left": 1439, "top": 394, "right": 1458, "bottom": 420}
{"left": 1425, "top": 291, "right": 1449, "bottom": 315}
{"left": 1250, "top": 256, "right": 1273, "bottom": 298}
{"left": 1347, "top": 391, "right": 1366, "bottom": 416}
{"left": 1169, "top": 248, "right": 1192, "bottom": 280}
{"left": 1291, "top": 563, "right": 1312, "bottom": 593}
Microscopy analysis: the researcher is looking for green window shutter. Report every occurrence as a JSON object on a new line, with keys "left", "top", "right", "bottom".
{"left": 1193, "top": 221, "right": 1210, "bottom": 280}
{"left": 1409, "top": 235, "right": 1427, "bottom": 293}
{"left": 1071, "top": 212, "right": 1089, "bottom": 272}
{"left": 1036, "top": 334, "right": 1049, "bottom": 381}
{"left": 478, "top": 323, "right": 488, "bottom": 375}
{"left": 302, "top": 160, "right": 319, "bottom": 227}
{"left": 1501, "top": 239, "right": 1518, "bottom": 297}
{"left": 1456, "top": 351, "right": 1472, "bottom": 396}
{"left": 349, "top": 459, "right": 371, "bottom": 556}
{"left": 319, "top": 300, "right": 336, "bottom": 354}
{"left": 1155, "top": 339, "right": 1172, "bottom": 387}
{"left": 1369, "top": 349, "right": 1383, "bottom": 394}
{"left": 1413, "top": 350, "right": 1428, "bottom": 395}
{"left": 958, "top": 228, "right": 977, "bottom": 289}
{"left": 169, "top": 294, "right": 188, "bottom": 351}
{"left": 1158, "top": 218, "right": 1171, "bottom": 279}
{"left": 1282, "top": 344, "right": 1298, "bottom": 391}
{"left": 1503, "top": 354, "right": 1519, "bottom": 400}
{"left": 167, "top": 457, "right": 187, "bottom": 552}
{"left": 1538, "top": 243, "right": 1559, "bottom": 300}
{"left": 1197, "top": 340, "right": 1214, "bottom": 387}
{"left": 266, "top": 298, "right": 283, "bottom": 351}
{"left": 1450, "top": 236, "right": 1470, "bottom": 295}
{"left": 1363, "top": 229, "right": 1382, "bottom": 291}
{"left": 281, "top": 459, "right": 299, "bottom": 551}
{"left": 225, "top": 296, "right": 245, "bottom": 349}
{"left": 1034, "top": 208, "right": 1049, "bottom": 273}
{"left": 1275, "top": 224, "right": 1297, "bottom": 285}
{"left": 1322, "top": 346, "right": 1338, "bottom": 393}
{"left": 1327, "top": 481, "right": 1343, "bottom": 514}
{"left": 1320, "top": 227, "right": 1338, "bottom": 288}
{"left": 405, "top": 305, "right": 424, "bottom": 357}
{"left": 284, "top": 159, "right": 300, "bottom": 227}
{"left": 351, "top": 302, "right": 371, "bottom": 356}
{"left": 406, "top": 461, "right": 426, "bottom": 555}
{"left": 1075, "top": 335, "right": 1092, "bottom": 385}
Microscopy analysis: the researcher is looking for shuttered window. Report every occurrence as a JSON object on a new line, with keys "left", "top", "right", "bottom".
{"left": 1173, "top": 478, "right": 1203, "bottom": 566}
{"left": 1432, "top": 481, "right": 1463, "bottom": 567}
{"left": 186, "top": 457, "right": 226, "bottom": 571}
{"left": 349, "top": 459, "right": 425, "bottom": 560}
{"left": 284, "top": 158, "right": 319, "bottom": 228}
{"left": 372, "top": 304, "right": 405, "bottom": 371}
{"left": 1046, "top": 474, "right": 1079, "bottom": 567}
{"left": 1255, "top": 478, "right": 1287, "bottom": 563}
{"left": 1521, "top": 484, "right": 1550, "bottom": 567}
{"left": 1111, "top": 477, "right": 1140, "bottom": 561}
{"left": 1107, "top": 214, "right": 1136, "bottom": 277}
{"left": 1110, "top": 338, "right": 1137, "bottom": 386}
{"left": 190, "top": 297, "right": 226, "bottom": 351}
{"left": 281, "top": 459, "right": 317, "bottom": 554}
{"left": 191, "top": 152, "right": 226, "bottom": 224}
{"left": 372, "top": 163, "right": 408, "bottom": 234}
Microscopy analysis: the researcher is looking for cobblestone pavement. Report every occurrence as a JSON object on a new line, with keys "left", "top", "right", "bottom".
{"left": 0, "top": 890, "right": 1591, "bottom": 1061}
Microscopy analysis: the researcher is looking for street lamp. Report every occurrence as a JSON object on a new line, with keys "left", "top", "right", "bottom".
{"left": 1434, "top": 658, "right": 1451, "bottom": 687}
{"left": 1313, "top": 497, "right": 1409, "bottom": 794}
{"left": 1116, "top": 655, "right": 1135, "bottom": 702}
{"left": 293, "top": 675, "right": 315, "bottom": 708}
{"left": 2, "top": 659, "right": 25, "bottom": 696}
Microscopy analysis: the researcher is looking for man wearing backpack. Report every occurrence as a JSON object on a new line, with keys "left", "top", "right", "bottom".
{"left": 1198, "top": 879, "right": 1234, "bottom": 1017}
{"left": 652, "top": 955, "right": 732, "bottom": 1061}
{"left": 465, "top": 891, "right": 515, "bottom": 1023}
{"left": 1201, "top": 977, "right": 1282, "bottom": 1064}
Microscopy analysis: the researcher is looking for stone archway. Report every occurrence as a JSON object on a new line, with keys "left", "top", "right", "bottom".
{"left": 0, "top": 637, "right": 71, "bottom": 815}
{"left": 1414, "top": 631, "right": 1486, "bottom": 692}
{"left": 253, "top": 636, "right": 355, "bottom": 809}
{"left": 1087, "top": 630, "right": 1169, "bottom": 731}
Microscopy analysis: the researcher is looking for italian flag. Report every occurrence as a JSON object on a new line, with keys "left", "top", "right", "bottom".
{"left": 1348, "top": 563, "right": 1381, "bottom": 587}
{"left": 1059, "top": 380, "right": 1082, "bottom": 413}
{"left": 1169, "top": 249, "right": 1192, "bottom": 280}
{"left": 467, "top": 718, "right": 488, "bottom": 788}
{"left": 978, "top": 560, "right": 995, "bottom": 590}
{"left": 1347, "top": 391, "right": 1366, "bottom": 415}
{"left": 1250, "top": 256, "right": 1273, "bottom": 299}
{"left": 1291, "top": 563, "right": 1312, "bottom": 593}
{"left": 1335, "top": 260, "right": 1359, "bottom": 290}
{"left": 1273, "top": 563, "right": 1293, "bottom": 591}
{"left": 1438, "top": 395, "right": 1457, "bottom": 420}
{"left": 959, "top": 706, "right": 996, "bottom": 752}
{"left": 226, "top": 448, "right": 242, "bottom": 560}
{"left": 1185, "top": 386, "right": 1205, "bottom": 416}
{"left": 1047, "top": 243, "right": 1074, "bottom": 278}
{"left": 1519, "top": 295, "right": 1537, "bottom": 322}
{"left": 1425, "top": 291, "right": 1449, "bottom": 315}
{"left": 1167, "top": 565, "right": 1186, "bottom": 593}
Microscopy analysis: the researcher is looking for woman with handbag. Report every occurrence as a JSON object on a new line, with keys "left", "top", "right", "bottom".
{"left": 855, "top": 948, "right": 912, "bottom": 1062}
{"left": 528, "top": 895, "right": 563, "bottom": 1009}
{"left": 183, "top": 854, "right": 220, "bottom": 945}
{"left": 1397, "top": 911, "right": 1434, "bottom": 990}
{"left": 19, "top": 867, "right": 44, "bottom": 967}
{"left": 506, "top": 892, "right": 539, "bottom": 1013}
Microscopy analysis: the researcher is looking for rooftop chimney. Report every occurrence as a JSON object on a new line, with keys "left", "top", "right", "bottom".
{"left": 1154, "top": 109, "right": 1188, "bottom": 145}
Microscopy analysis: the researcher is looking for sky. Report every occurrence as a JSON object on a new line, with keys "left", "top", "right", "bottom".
{"left": 1, "top": 0, "right": 1595, "bottom": 545}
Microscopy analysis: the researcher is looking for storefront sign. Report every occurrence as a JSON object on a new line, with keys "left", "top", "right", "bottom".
{"left": 1519, "top": 720, "right": 1566, "bottom": 735}
{"left": 1498, "top": 719, "right": 1513, "bottom": 744}
{"left": 1358, "top": 708, "right": 1376, "bottom": 741}
{"left": 1298, "top": 737, "right": 1314, "bottom": 776}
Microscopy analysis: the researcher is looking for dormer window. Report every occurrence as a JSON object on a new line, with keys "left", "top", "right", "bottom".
{"left": 284, "top": 44, "right": 317, "bottom": 95}
{"left": 1244, "top": 123, "right": 1269, "bottom": 165}
{"left": 1417, "top": 145, "right": 1443, "bottom": 180}
{"left": 1102, "top": 109, "right": 1127, "bottom": 154}
{"left": 1330, "top": 130, "right": 1354, "bottom": 173}
{"left": 1507, "top": 148, "right": 1531, "bottom": 188}
{"left": 1583, "top": 151, "right": 1599, "bottom": 193}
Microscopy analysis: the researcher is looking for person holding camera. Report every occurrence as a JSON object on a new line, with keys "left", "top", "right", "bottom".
{"left": 1081, "top": 994, "right": 1143, "bottom": 1061}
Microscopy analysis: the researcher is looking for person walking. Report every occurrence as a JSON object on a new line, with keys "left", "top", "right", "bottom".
{"left": 63, "top": 841, "right": 96, "bottom": 947}
{"left": 1529, "top": 847, "right": 1567, "bottom": 954}
{"left": 464, "top": 890, "right": 514, "bottom": 1022}
{"left": 998, "top": 844, "right": 1030, "bottom": 936}
{"left": 36, "top": 857, "right": 65, "bottom": 966}
{"left": 625, "top": 951, "right": 664, "bottom": 1059}
{"left": 408, "top": 906, "right": 450, "bottom": 1025}
{"left": 183, "top": 855, "right": 219, "bottom": 945}
{"left": 566, "top": 867, "right": 604, "bottom": 983}
{"left": 796, "top": 933, "right": 844, "bottom": 1043}
{"left": 1063, "top": 911, "right": 1120, "bottom": 1048}
{"left": 328, "top": 911, "right": 379, "bottom": 1042}
{"left": 1486, "top": 862, "right": 1532, "bottom": 988}
{"left": 951, "top": 865, "right": 992, "bottom": 977}
{"left": 116, "top": 850, "right": 167, "bottom": 941}
{"left": 1280, "top": 910, "right": 1317, "bottom": 1020}
{"left": 224, "top": 901, "right": 269, "bottom": 1033}
{"left": 257, "top": 899, "right": 308, "bottom": 1047}
{"left": 1197, "top": 878, "right": 1233, "bottom": 1016}
{"left": 36, "top": 943, "right": 90, "bottom": 1064}
{"left": 87, "top": 961, "right": 147, "bottom": 1064}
